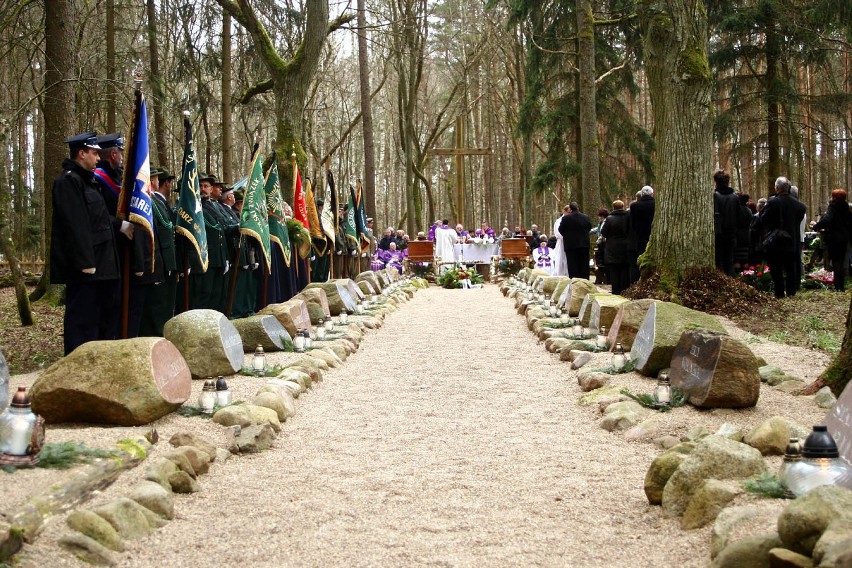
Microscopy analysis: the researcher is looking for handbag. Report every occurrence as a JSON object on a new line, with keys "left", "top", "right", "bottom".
{"left": 762, "top": 228, "right": 792, "bottom": 252}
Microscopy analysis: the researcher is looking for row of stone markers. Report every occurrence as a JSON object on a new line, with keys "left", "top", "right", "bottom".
{"left": 3, "top": 269, "right": 427, "bottom": 565}
{"left": 501, "top": 269, "right": 852, "bottom": 568}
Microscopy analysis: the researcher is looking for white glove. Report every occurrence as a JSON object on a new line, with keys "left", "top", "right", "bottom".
{"left": 310, "top": 256, "right": 316, "bottom": 261}
{"left": 252, "top": 263, "right": 259, "bottom": 270}
{"left": 351, "top": 250, "right": 357, "bottom": 256}
{"left": 134, "top": 272, "right": 143, "bottom": 276}
{"left": 242, "top": 264, "right": 250, "bottom": 270}
{"left": 336, "top": 251, "right": 342, "bottom": 256}
{"left": 120, "top": 221, "right": 135, "bottom": 240}
{"left": 361, "top": 252, "right": 367, "bottom": 257}
{"left": 224, "top": 260, "right": 230, "bottom": 275}
{"left": 81, "top": 267, "right": 96, "bottom": 274}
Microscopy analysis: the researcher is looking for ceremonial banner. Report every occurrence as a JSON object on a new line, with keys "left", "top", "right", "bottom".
{"left": 265, "top": 157, "right": 292, "bottom": 267}
{"left": 321, "top": 169, "right": 337, "bottom": 243}
{"left": 305, "top": 178, "right": 327, "bottom": 256}
{"left": 292, "top": 157, "right": 309, "bottom": 228}
{"left": 118, "top": 90, "right": 155, "bottom": 269}
{"left": 240, "top": 147, "right": 271, "bottom": 270}
{"left": 175, "top": 117, "right": 208, "bottom": 272}
{"left": 344, "top": 186, "right": 359, "bottom": 249}
{"left": 355, "top": 179, "right": 371, "bottom": 252}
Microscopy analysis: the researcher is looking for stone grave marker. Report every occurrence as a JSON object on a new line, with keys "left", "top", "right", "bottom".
{"left": 31, "top": 338, "right": 191, "bottom": 425}
{"left": 304, "top": 282, "right": 355, "bottom": 314}
{"left": 232, "top": 315, "right": 293, "bottom": 352}
{"left": 356, "top": 271, "right": 382, "bottom": 292}
{"left": 296, "top": 287, "right": 331, "bottom": 317}
{"left": 607, "top": 299, "right": 657, "bottom": 350}
{"left": 541, "top": 276, "right": 567, "bottom": 297}
{"left": 164, "top": 310, "right": 244, "bottom": 378}
{"left": 553, "top": 279, "right": 572, "bottom": 309}
{"left": 567, "top": 279, "right": 598, "bottom": 316}
{"left": 589, "top": 294, "right": 629, "bottom": 331}
{"left": 579, "top": 293, "right": 610, "bottom": 326}
{"left": 344, "top": 278, "right": 365, "bottom": 301}
{"left": 629, "top": 302, "right": 727, "bottom": 377}
{"left": 825, "top": 382, "right": 852, "bottom": 489}
{"left": 0, "top": 349, "right": 8, "bottom": 413}
{"left": 669, "top": 329, "right": 760, "bottom": 408}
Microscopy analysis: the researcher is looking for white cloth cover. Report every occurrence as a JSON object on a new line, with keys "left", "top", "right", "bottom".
{"left": 551, "top": 215, "right": 569, "bottom": 276}
{"left": 434, "top": 227, "right": 459, "bottom": 263}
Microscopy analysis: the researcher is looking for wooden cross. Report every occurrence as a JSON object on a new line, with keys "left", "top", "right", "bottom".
{"left": 429, "top": 117, "right": 491, "bottom": 227}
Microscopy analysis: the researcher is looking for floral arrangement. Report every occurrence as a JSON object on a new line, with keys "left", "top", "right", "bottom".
{"left": 496, "top": 258, "right": 522, "bottom": 277}
{"left": 437, "top": 264, "right": 485, "bottom": 289}
{"left": 738, "top": 263, "right": 773, "bottom": 292}
{"left": 806, "top": 268, "right": 834, "bottom": 285}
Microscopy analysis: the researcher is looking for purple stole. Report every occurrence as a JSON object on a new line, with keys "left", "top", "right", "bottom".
{"left": 535, "top": 245, "right": 551, "bottom": 268}
{"left": 428, "top": 224, "right": 438, "bottom": 241}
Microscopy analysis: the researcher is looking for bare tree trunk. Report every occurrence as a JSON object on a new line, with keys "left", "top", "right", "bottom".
{"left": 0, "top": 126, "right": 34, "bottom": 325}
{"left": 638, "top": 0, "right": 715, "bottom": 289}
{"left": 106, "top": 0, "right": 116, "bottom": 132}
{"left": 577, "top": 0, "right": 600, "bottom": 214}
{"left": 32, "top": 0, "right": 74, "bottom": 304}
{"left": 357, "top": 0, "right": 376, "bottom": 219}
{"left": 765, "top": 19, "right": 780, "bottom": 195}
{"left": 146, "top": 0, "right": 168, "bottom": 169}
{"left": 221, "top": 10, "right": 233, "bottom": 181}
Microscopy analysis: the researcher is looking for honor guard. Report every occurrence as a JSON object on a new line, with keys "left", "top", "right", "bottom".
{"left": 50, "top": 132, "right": 120, "bottom": 354}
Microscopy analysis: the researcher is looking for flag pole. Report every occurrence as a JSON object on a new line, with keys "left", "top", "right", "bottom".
{"left": 181, "top": 113, "right": 192, "bottom": 313}
{"left": 326, "top": 157, "right": 333, "bottom": 280}
{"left": 119, "top": 73, "right": 144, "bottom": 338}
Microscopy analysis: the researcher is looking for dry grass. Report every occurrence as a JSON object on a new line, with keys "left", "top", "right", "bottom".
{"left": 0, "top": 286, "right": 64, "bottom": 374}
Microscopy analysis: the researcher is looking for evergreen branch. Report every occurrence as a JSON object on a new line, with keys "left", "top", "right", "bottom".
{"left": 742, "top": 473, "right": 793, "bottom": 499}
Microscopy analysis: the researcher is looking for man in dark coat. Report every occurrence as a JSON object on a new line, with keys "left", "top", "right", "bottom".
{"left": 92, "top": 132, "right": 155, "bottom": 338}
{"left": 601, "top": 200, "right": 632, "bottom": 295}
{"left": 50, "top": 132, "right": 121, "bottom": 355}
{"left": 190, "top": 173, "right": 228, "bottom": 310}
{"left": 628, "top": 185, "right": 655, "bottom": 283}
{"left": 713, "top": 169, "right": 740, "bottom": 276}
{"left": 761, "top": 176, "right": 807, "bottom": 298}
{"left": 139, "top": 168, "right": 178, "bottom": 336}
{"left": 558, "top": 203, "right": 593, "bottom": 280}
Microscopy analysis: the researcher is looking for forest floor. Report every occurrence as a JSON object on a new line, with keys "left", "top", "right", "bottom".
{"left": 1, "top": 281, "right": 847, "bottom": 376}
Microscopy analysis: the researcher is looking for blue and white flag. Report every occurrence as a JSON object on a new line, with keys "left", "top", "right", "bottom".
{"left": 118, "top": 90, "right": 155, "bottom": 270}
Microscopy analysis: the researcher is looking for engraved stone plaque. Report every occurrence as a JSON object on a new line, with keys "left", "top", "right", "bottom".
{"left": 669, "top": 332, "right": 722, "bottom": 403}
{"left": 826, "top": 383, "right": 852, "bottom": 489}
{"left": 629, "top": 302, "right": 657, "bottom": 370}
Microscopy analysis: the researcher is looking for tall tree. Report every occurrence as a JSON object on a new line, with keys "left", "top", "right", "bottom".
{"left": 577, "top": 0, "right": 600, "bottom": 211}
{"left": 146, "top": 0, "right": 168, "bottom": 169}
{"left": 31, "top": 0, "right": 75, "bottom": 304}
{"left": 638, "top": 0, "right": 715, "bottom": 289}
{"left": 0, "top": 124, "right": 33, "bottom": 325}
{"left": 221, "top": 10, "right": 233, "bottom": 181}
{"left": 357, "top": 0, "right": 376, "bottom": 219}
{"left": 222, "top": 0, "right": 353, "bottom": 188}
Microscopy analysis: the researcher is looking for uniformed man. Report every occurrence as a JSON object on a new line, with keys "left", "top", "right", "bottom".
{"left": 139, "top": 168, "right": 177, "bottom": 336}
{"left": 310, "top": 198, "right": 330, "bottom": 281}
{"left": 50, "top": 132, "right": 120, "bottom": 355}
{"left": 334, "top": 206, "right": 347, "bottom": 278}
{"left": 189, "top": 173, "right": 228, "bottom": 310}
{"left": 229, "top": 189, "right": 261, "bottom": 317}
{"left": 93, "top": 132, "right": 153, "bottom": 337}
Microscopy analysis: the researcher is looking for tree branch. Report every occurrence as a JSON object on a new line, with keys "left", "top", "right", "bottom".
{"left": 238, "top": 78, "right": 274, "bottom": 104}
{"left": 328, "top": 12, "right": 356, "bottom": 35}
{"left": 596, "top": 61, "right": 628, "bottom": 85}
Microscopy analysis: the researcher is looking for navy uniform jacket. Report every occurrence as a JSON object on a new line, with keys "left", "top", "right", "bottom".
{"left": 50, "top": 159, "right": 119, "bottom": 284}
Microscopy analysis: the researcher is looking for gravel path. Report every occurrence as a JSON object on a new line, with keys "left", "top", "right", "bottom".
{"left": 17, "top": 284, "right": 829, "bottom": 567}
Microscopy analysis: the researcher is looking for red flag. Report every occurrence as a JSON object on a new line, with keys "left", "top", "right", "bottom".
{"left": 292, "top": 159, "right": 309, "bottom": 228}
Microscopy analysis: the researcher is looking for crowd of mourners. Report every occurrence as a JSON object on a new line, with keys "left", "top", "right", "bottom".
{"left": 390, "top": 169, "right": 851, "bottom": 299}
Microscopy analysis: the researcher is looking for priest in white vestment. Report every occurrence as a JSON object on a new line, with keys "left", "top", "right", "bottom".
{"left": 434, "top": 221, "right": 459, "bottom": 265}
{"left": 551, "top": 210, "right": 570, "bottom": 276}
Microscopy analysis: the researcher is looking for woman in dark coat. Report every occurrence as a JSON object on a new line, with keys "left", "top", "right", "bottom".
{"left": 601, "top": 200, "right": 633, "bottom": 295}
{"left": 733, "top": 194, "right": 752, "bottom": 272}
{"left": 813, "top": 189, "right": 851, "bottom": 291}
